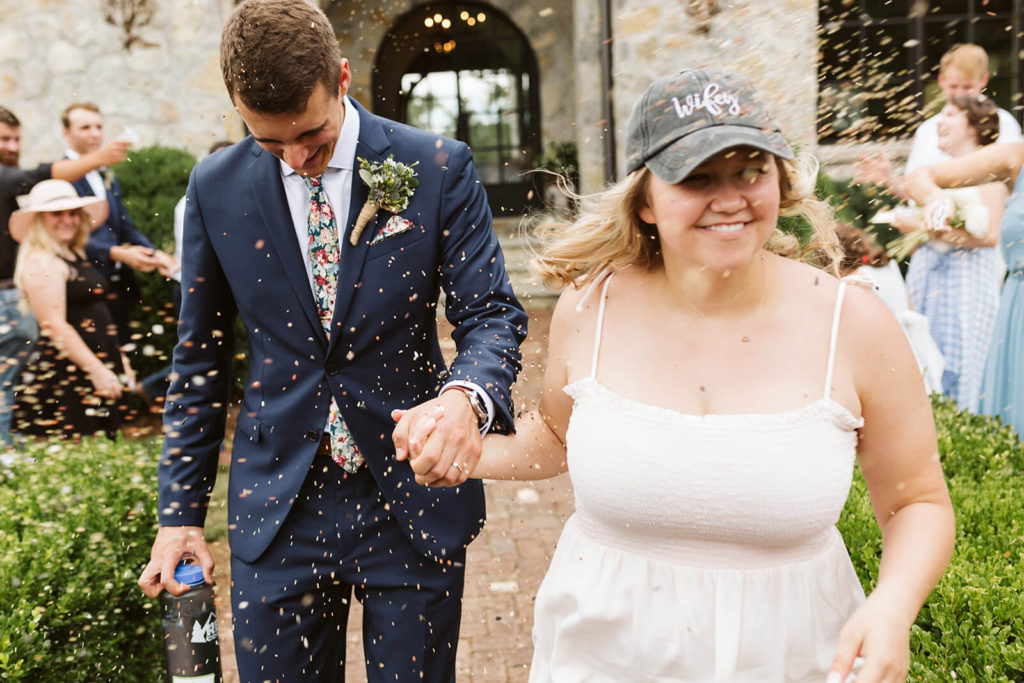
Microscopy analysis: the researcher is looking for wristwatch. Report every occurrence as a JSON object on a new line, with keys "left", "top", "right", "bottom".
{"left": 446, "top": 386, "right": 488, "bottom": 429}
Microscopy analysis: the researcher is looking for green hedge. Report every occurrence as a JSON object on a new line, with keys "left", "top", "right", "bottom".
{"left": 838, "top": 396, "right": 1024, "bottom": 681}
{"left": 115, "top": 145, "right": 250, "bottom": 398}
{"left": 113, "top": 146, "right": 195, "bottom": 383}
{"left": 778, "top": 170, "right": 901, "bottom": 248}
{"left": 2, "top": 397, "right": 1023, "bottom": 679}
{"left": 0, "top": 438, "right": 162, "bottom": 680}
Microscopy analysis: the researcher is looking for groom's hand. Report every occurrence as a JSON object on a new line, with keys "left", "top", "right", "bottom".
{"left": 392, "top": 390, "right": 481, "bottom": 487}
{"left": 138, "top": 525, "right": 214, "bottom": 598}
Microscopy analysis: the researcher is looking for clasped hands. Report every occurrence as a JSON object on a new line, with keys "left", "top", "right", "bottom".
{"left": 110, "top": 244, "right": 178, "bottom": 278}
{"left": 392, "top": 388, "right": 481, "bottom": 487}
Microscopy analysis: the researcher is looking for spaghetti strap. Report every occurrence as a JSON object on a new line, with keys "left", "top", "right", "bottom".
{"left": 822, "top": 279, "right": 850, "bottom": 399}
{"left": 589, "top": 273, "right": 616, "bottom": 380}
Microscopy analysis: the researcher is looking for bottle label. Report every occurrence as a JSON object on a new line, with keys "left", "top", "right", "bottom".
{"left": 171, "top": 676, "right": 216, "bottom": 683}
{"left": 190, "top": 613, "right": 218, "bottom": 644}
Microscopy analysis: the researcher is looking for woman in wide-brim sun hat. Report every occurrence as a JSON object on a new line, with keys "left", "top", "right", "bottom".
{"left": 9, "top": 178, "right": 108, "bottom": 242}
{"left": 10, "top": 178, "right": 132, "bottom": 441}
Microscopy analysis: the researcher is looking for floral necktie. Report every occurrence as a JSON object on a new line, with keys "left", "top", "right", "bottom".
{"left": 304, "top": 174, "right": 363, "bottom": 473}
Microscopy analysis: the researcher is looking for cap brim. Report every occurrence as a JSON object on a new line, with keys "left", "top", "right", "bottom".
{"left": 9, "top": 199, "right": 108, "bottom": 243}
{"left": 644, "top": 124, "right": 794, "bottom": 185}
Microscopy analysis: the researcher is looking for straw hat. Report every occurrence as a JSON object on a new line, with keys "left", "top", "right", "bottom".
{"left": 9, "top": 179, "right": 109, "bottom": 243}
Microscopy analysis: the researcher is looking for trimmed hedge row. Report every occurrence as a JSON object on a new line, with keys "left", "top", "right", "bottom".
{"left": 838, "top": 397, "right": 1024, "bottom": 681}
{"left": 2, "top": 397, "right": 1022, "bottom": 679}
{"left": 0, "top": 438, "right": 162, "bottom": 679}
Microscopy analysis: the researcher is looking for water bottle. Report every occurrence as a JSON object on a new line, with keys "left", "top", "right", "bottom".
{"left": 160, "top": 560, "right": 222, "bottom": 682}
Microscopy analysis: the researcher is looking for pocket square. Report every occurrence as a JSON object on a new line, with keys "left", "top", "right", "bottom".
{"left": 371, "top": 215, "right": 415, "bottom": 244}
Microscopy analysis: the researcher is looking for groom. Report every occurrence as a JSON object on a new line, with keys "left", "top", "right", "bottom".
{"left": 137, "top": 1, "right": 527, "bottom": 680}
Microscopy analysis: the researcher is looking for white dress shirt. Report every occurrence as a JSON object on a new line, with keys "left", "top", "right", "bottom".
{"left": 64, "top": 148, "right": 107, "bottom": 199}
{"left": 278, "top": 97, "right": 494, "bottom": 432}
{"left": 280, "top": 96, "right": 360, "bottom": 298}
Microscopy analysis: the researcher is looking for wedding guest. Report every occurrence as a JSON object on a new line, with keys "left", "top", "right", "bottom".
{"left": 835, "top": 222, "right": 944, "bottom": 394}
{"left": 906, "top": 141, "right": 1024, "bottom": 435}
{"left": 895, "top": 95, "right": 1005, "bottom": 411}
{"left": 137, "top": 1, "right": 527, "bottom": 681}
{"left": 62, "top": 102, "right": 177, "bottom": 344}
{"left": 854, "top": 43, "right": 1022, "bottom": 198}
{"left": 10, "top": 180, "right": 130, "bottom": 440}
{"left": 401, "top": 68, "right": 954, "bottom": 682}
{"left": 0, "top": 105, "right": 128, "bottom": 447}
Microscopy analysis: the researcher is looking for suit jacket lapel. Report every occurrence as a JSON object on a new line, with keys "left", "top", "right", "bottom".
{"left": 330, "top": 100, "right": 391, "bottom": 346}
{"left": 71, "top": 177, "right": 94, "bottom": 198}
{"left": 248, "top": 144, "right": 326, "bottom": 349}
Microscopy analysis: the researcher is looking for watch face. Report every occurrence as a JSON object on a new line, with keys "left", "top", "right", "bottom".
{"left": 470, "top": 393, "right": 487, "bottom": 424}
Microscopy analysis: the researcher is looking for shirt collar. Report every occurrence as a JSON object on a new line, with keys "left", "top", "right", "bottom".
{"left": 280, "top": 95, "right": 359, "bottom": 178}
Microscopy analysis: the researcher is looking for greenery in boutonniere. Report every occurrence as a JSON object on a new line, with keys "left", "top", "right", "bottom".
{"left": 350, "top": 155, "right": 419, "bottom": 245}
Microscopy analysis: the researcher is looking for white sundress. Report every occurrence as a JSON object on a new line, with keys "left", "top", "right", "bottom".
{"left": 530, "top": 275, "right": 867, "bottom": 683}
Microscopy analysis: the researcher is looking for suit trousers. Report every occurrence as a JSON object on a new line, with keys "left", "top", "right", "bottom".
{"left": 230, "top": 452, "right": 467, "bottom": 682}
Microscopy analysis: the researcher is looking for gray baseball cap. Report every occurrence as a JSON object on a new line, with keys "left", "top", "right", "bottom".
{"left": 624, "top": 67, "right": 793, "bottom": 183}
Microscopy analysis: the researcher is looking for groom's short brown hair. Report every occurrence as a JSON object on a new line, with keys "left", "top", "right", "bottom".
{"left": 220, "top": 0, "right": 342, "bottom": 114}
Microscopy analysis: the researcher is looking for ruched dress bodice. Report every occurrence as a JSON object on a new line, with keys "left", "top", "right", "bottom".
{"left": 529, "top": 275, "right": 867, "bottom": 683}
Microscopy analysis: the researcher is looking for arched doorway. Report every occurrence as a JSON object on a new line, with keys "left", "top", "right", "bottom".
{"left": 373, "top": 2, "right": 541, "bottom": 216}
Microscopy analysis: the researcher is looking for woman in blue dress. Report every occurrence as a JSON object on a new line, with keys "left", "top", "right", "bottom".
{"left": 907, "top": 141, "right": 1024, "bottom": 435}
{"left": 897, "top": 96, "right": 1007, "bottom": 411}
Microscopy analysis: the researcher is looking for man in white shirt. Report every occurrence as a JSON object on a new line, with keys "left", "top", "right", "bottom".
{"left": 62, "top": 102, "right": 176, "bottom": 343}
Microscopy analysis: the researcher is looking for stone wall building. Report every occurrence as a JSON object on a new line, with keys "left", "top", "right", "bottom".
{"left": 1, "top": 0, "right": 1020, "bottom": 206}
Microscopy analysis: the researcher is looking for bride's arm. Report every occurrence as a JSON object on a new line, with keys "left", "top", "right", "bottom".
{"left": 402, "top": 286, "right": 582, "bottom": 482}
{"left": 827, "top": 286, "right": 954, "bottom": 682}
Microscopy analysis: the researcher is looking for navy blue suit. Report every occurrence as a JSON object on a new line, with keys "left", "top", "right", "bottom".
{"left": 159, "top": 99, "right": 527, "bottom": 681}
{"left": 71, "top": 173, "right": 155, "bottom": 340}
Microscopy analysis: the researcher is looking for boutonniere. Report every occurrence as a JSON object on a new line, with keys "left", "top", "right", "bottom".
{"left": 350, "top": 155, "right": 419, "bottom": 246}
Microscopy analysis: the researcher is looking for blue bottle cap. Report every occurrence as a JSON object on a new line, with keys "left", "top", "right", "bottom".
{"left": 173, "top": 561, "right": 206, "bottom": 587}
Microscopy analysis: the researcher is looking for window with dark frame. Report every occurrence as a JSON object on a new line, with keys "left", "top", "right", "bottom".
{"left": 817, "top": 0, "right": 1022, "bottom": 144}
{"left": 372, "top": 2, "right": 541, "bottom": 216}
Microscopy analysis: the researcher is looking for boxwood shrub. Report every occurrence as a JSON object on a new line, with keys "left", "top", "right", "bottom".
{"left": 113, "top": 146, "right": 195, "bottom": 385}
{"left": 838, "top": 396, "right": 1024, "bottom": 681}
{"left": 115, "top": 145, "right": 250, "bottom": 400}
{"left": 1, "top": 396, "right": 1023, "bottom": 680}
{"left": 0, "top": 437, "right": 162, "bottom": 680}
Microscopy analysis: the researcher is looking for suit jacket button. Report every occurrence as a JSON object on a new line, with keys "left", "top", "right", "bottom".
{"left": 305, "top": 430, "right": 320, "bottom": 442}
{"left": 326, "top": 363, "right": 339, "bottom": 376}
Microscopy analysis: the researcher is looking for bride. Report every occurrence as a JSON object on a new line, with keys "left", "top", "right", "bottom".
{"left": 396, "top": 68, "right": 954, "bottom": 682}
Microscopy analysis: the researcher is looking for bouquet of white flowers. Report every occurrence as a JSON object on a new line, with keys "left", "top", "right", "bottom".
{"left": 871, "top": 187, "right": 989, "bottom": 260}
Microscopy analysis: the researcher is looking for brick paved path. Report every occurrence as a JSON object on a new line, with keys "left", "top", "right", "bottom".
{"left": 210, "top": 305, "right": 573, "bottom": 681}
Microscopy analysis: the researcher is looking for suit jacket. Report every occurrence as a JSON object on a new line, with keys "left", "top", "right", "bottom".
{"left": 158, "top": 99, "right": 527, "bottom": 564}
{"left": 72, "top": 172, "right": 155, "bottom": 280}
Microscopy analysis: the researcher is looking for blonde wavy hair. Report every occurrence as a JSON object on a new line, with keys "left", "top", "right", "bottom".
{"left": 531, "top": 151, "right": 841, "bottom": 290}
{"left": 13, "top": 210, "right": 92, "bottom": 292}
